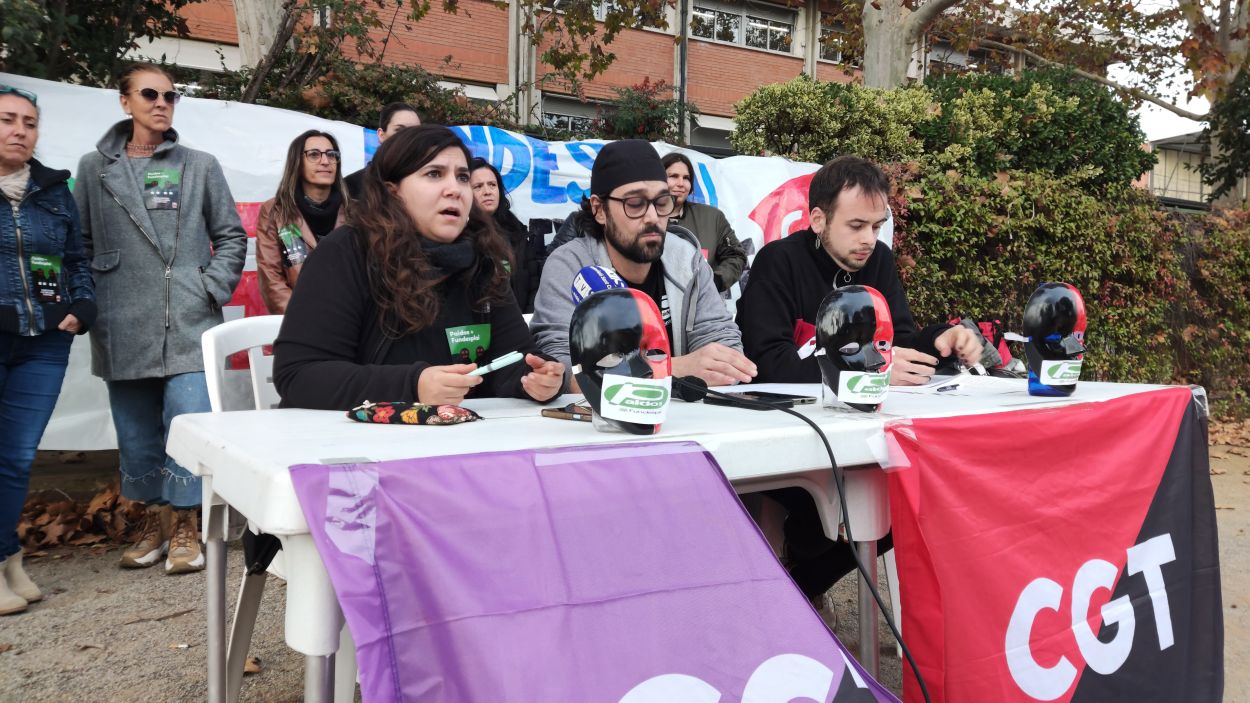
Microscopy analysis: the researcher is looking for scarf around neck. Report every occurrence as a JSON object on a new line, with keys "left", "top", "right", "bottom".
{"left": 420, "top": 231, "right": 478, "bottom": 278}
{"left": 297, "top": 184, "right": 343, "bottom": 240}
{"left": 0, "top": 164, "right": 31, "bottom": 203}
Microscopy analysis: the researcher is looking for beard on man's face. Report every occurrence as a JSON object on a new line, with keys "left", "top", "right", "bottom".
{"left": 605, "top": 214, "right": 665, "bottom": 265}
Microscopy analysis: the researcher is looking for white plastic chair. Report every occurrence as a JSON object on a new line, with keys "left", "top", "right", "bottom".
{"left": 202, "top": 316, "right": 358, "bottom": 702}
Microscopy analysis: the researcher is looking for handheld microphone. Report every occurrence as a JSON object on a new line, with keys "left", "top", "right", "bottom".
{"left": 571, "top": 265, "right": 627, "bottom": 303}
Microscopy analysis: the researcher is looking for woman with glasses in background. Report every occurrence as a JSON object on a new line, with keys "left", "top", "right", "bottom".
{"left": 0, "top": 84, "right": 96, "bottom": 614}
{"left": 74, "top": 63, "right": 246, "bottom": 576}
{"left": 256, "top": 130, "right": 351, "bottom": 314}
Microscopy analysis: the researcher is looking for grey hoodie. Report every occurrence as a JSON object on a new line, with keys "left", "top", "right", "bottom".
{"left": 75, "top": 120, "right": 246, "bottom": 381}
{"left": 530, "top": 224, "right": 742, "bottom": 368}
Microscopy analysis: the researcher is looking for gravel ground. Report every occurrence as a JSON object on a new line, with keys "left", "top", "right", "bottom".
{"left": 2, "top": 447, "right": 1245, "bottom": 702}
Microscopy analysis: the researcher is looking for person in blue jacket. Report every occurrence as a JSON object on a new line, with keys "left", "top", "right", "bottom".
{"left": 0, "top": 84, "right": 96, "bottom": 615}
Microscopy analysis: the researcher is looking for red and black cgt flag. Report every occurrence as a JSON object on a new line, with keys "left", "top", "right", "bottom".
{"left": 886, "top": 387, "right": 1222, "bottom": 702}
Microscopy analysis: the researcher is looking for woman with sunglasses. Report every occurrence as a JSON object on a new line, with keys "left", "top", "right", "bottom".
{"left": 468, "top": 157, "right": 538, "bottom": 312}
{"left": 273, "top": 125, "right": 564, "bottom": 410}
{"left": 255, "top": 130, "right": 351, "bottom": 314}
{"left": 0, "top": 85, "right": 96, "bottom": 614}
{"left": 74, "top": 63, "right": 246, "bottom": 575}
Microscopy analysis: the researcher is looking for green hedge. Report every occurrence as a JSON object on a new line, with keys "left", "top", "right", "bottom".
{"left": 889, "top": 162, "right": 1250, "bottom": 417}
{"left": 920, "top": 69, "right": 1157, "bottom": 190}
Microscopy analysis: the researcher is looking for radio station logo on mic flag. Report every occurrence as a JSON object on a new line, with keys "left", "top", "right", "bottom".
{"left": 571, "top": 265, "right": 628, "bottom": 303}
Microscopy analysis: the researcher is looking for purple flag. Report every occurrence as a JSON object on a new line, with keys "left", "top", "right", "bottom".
{"left": 290, "top": 441, "right": 899, "bottom": 702}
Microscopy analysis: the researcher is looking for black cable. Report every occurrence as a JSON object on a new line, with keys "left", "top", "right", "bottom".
{"left": 676, "top": 380, "right": 933, "bottom": 703}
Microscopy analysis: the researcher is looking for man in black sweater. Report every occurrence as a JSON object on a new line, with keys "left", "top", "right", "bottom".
{"left": 735, "top": 155, "right": 983, "bottom": 604}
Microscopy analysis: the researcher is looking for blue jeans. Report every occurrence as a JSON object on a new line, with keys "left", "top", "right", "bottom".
{"left": 0, "top": 331, "right": 73, "bottom": 559}
{"left": 107, "top": 372, "right": 210, "bottom": 509}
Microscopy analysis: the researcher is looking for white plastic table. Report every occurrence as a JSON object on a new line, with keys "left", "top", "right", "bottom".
{"left": 166, "top": 379, "right": 1169, "bottom": 703}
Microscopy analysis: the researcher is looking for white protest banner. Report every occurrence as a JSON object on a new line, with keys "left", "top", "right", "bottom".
{"left": 3, "top": 73, "right": 887, "bottom": 450}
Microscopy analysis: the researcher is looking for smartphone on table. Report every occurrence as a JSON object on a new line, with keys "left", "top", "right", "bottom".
{"left": 541, "top": 402, "right": 593, "bottom": 422}
{"left": 704, "top": 391, "right": 817, "bottom": 410}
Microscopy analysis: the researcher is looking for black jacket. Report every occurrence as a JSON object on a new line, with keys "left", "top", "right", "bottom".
{"left": 736, "top": 228, "right": 949, "bottom": 384}
{"left": 492, "top": 206, "right": 540, "bottom": 313}
{"left": 273, "top": 226, "right": 552, "bottom": 410}
{"left": 344, "top": 168, "right": 366, "bottom": 200}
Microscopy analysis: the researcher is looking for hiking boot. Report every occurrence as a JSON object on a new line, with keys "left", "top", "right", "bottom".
{"left": 165, "top": 509, "right": 204, "bottom": 575}
{"left": 0, "top": 564, "right": 28, "bottom": 615}
{"left": 3, "top": 552, "right": 41, "bottom": 602}
{"left": 120, "top": 504, "right": 169, "bottom": 569}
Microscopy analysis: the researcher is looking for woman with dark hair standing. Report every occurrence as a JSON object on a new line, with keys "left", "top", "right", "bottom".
{"left": 0, "top": 84, "right": 96, "bottom": 614}
{"left": 255, "top": 130, "right": 350, "bottom": 314}
{"left": 274, "top": 125, "right": 564, "bottom": 410}
{"left": 468, "top": 157, "right": 537, "bottom": 312}
{"left": 74, "top": 63, "right": 246, "bottom": 575}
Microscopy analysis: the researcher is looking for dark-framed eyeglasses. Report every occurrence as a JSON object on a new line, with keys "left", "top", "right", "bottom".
{"left": 303, "top": 149, "right": 342, "bottom": 163}
{"left": 0, "top": 84, "right": 38, "bottom": 105}
{"left": 133, "top": 88, "right": 181, "bottom": 105}
{"left": 604, "top": 193, "right": 677, "bottom": 219}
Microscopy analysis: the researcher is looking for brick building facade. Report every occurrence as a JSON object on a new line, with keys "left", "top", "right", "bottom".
{"left": 151, "top": 1, "right": 991, "bottom": 152}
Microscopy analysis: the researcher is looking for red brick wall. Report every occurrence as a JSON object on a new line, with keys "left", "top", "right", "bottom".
{"left": 366, "top": 0, "right": 509, "bottom": 86}
{"left": 179, "top": 0, "right": 508, "bottom": 86}
{"left": 537, "top": 26, "right": 675, "bottom": 102}
{"left": 179, "top": 0, "right": 239, "bottom": 45}
{"left": 815, "top": 62, "right": 858, "bottom": 84}
{"left": 686, "top": 40, "right": 804, "bottom": 117}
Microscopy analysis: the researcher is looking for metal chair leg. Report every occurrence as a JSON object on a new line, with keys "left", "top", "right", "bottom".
{"left": 226, "top": 572, "right": 268, "bottom": 702}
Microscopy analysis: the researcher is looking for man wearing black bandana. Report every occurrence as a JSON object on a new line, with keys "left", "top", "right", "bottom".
{"left": 531, "top": 140, "right": 756, "bottom": 390}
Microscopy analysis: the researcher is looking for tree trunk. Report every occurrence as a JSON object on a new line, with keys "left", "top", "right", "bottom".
{"left": 233, "top": 0, "right": 290, "bottom": 67}
{"left": 861, "top": 0, "right": 913, "bottom": 88}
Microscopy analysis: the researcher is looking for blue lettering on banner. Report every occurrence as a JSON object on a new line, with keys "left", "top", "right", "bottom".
{"left": 364, "top": 129, "right": 380, "bottom": 163}
{"left": 564, "top": 141, "right": 602, "bottom": 202}
{"left": 526, "top": 135, "right": 568, "bottom": 204}
{"left": 453, "top": 127, "right": 726, "bottom": 210}
{"left": 695, "top": 162, "right": 719, "bottom": 208}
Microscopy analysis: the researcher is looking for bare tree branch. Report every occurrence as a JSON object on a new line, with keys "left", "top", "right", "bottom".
{"left": 980, "top": 39, "right": 1210, "bottom": 122}
{"left": 904, "top": 0, "right": 965, "bottom": 43}
{"left": 241, "top": 0, "right": 301, "bottom": 104}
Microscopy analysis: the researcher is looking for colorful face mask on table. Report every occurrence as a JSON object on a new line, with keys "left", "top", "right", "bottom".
{"left": 814, "top": 285, "right": 894, "bottom": 412}
{"left": 1023, "top": 282, "right": 1087, "bottom": 397}
{"left": 570, "top": 288, "right": 672, "bottom": 435}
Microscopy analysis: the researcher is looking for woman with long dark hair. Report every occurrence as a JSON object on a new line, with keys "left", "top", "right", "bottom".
{"left": 0, "top": 84, "right": 96, "bottom": 614}
{"left": 255, "top": 129, "right": 350, "bottom": 313}
{"left": 468, "top": 157, "right": 537, "bottom": 312}
{"left": 273, "top": 125, "right": 564, "bottom": 410}
{"left": 74, "top": 63, "right": 246, "bottom": 575}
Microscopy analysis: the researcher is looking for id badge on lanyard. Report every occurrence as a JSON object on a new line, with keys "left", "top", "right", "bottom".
{"left": 143, "top": 168, "right": 182, "bottom": 210}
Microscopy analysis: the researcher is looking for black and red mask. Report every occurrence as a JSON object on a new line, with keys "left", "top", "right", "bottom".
{"left": 1023, "top": 282, "right": 1086, "bottom": 396}
{"left": 814, "top": 285, "right": 894, "bottom": 412}
{"left": 570, "top": 288, "right": 672, "bottom": 435}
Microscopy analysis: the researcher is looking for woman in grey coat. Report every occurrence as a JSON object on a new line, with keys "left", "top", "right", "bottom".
{"left": 74, "top": 63, "right": 246, "bottom": 575}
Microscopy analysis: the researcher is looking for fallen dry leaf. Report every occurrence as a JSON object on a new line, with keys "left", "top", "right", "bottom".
{"left": 1210, "top": 468, "right": 1227, "bottom": 475}
{"left": 0, "top": 644, "right": 13, "bottom": 654}
{"left": 19, "top": 482, "right": 159, "bottom": 552}
{"left": 1211, "top": 453, "right": 1228, "bottom": 460}
{"left": 244, "top": 656, "right": 263, "bottom": 675}
{"left": 1215, "top": 506, "right": 1235, "bottom": 510}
